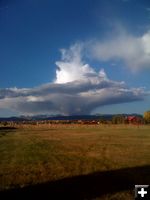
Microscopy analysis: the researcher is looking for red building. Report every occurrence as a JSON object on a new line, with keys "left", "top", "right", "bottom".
{"left": 126, "top": 116, "right": 143, "bottom": 124}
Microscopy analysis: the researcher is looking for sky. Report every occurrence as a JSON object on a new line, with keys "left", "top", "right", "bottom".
{"left": 0, "top": 0, "right": 150, "bottom": 116}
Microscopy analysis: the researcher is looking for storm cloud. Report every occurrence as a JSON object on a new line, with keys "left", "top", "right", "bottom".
{"left": 0, "top": 44, "right": 149, "bottom": 115}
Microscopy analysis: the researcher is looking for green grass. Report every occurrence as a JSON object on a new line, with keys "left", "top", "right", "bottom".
{"left": 0, "top": 124, "right": 150, "bottom": 199}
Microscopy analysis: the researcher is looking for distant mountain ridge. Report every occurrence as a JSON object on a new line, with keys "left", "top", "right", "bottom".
{"left": 0, "top": 114, "right": 143, "bottom": 121}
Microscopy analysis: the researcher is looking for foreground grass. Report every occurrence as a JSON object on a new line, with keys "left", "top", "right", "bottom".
{"left": 0, "top": 124, "right": 150, "bottom": 199}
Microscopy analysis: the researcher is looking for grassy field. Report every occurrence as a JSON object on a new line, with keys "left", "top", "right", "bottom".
{"left": 0, "top": 124, "right": 150, "bottom": 199}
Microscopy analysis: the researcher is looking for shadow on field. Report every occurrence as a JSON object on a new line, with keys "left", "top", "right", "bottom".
{"left": 0, "top": 127, "right": 17, "bottom": 136}
{"left": 0, "top": 127, "right": 17, "bottom": 130}
{"left": 0, "top": 165, "right": 150, "bottom": 199}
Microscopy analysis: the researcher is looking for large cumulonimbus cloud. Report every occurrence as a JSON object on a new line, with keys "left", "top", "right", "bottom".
{"left": 0, "top": 44, "right": 149, "bottom": 115}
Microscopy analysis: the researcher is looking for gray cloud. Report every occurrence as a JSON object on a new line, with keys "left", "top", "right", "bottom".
{"left": 0, "top": 44, "right": 149, "bottom": 115}
{"left": 0, "top": 83, "right": 148, "bottom": 115}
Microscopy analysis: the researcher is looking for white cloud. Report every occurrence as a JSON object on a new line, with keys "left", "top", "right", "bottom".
{"left": 90, "top": 30, "right": 150, "bottom": 71}
{"left": 55, "top": 43, "right": 107, "bottom": 84}
{"left": 0, "top": 43, "right": 149, "bottom": 115}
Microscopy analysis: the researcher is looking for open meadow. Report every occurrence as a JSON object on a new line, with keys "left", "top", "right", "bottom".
{"left": 0, "top": 124, "right": 150, "bottom": 199}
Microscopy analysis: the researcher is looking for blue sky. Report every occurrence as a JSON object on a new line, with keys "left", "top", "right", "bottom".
{"left": 0, "top": 0, "right": 150, "bottom": 116}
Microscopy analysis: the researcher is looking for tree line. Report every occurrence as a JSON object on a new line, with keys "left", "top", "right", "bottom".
{"left": 111, "top": 111, "right": 150, "bottom": 124}
{"left": 0, "top": 111, "right": 150, "bottom": 126}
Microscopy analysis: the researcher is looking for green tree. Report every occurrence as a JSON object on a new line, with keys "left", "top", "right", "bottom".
{"left": 112, "top": 115, "right": 125, "bottom": 124}
{"left": 143, "top": 111, "right": 150, "bottom": 124}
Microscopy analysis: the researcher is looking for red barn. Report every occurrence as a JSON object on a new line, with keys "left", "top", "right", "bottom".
{"left": 126, "top": 116, "right": 143, "bottom": 124}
